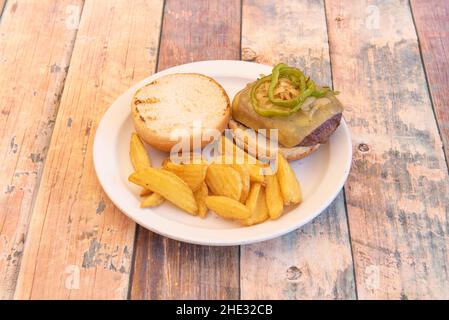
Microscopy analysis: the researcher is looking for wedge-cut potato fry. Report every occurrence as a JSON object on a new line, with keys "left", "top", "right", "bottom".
{"left": 129, "top": 168, "right": 198, "bottom": 215}
{"left": 244, "top": 183, "right": 262, "bottom": 212}
{"left": 163, "top": 161, "right": 208, "bottom": 192}
{"left": 219, "top": 136, "right": 259, "bottom": 164}
{"left": 205, "top": 196, "right": 251, "bottom": 220}
{"left": 206, "top": 164, "right": 242, "bottom": 201}
{"left": 241, "top": 185, "right": 269, "bottom": 226}
{"left": 140, "top": 192, "right": 165, "bottom": 208}
{"left": 265, "top": 173, "right": 284, "bottom": 219}
{"left": 140, "top": 188, "right": 152, "bottom": 197}
{"left": 130, "top": 133, "right": 151, "bottom": 171}
{"left": 247, "top": 164, "right": 265, "bottom": 184}
{"left": 130, "top": 133, "right": 155, "bottom": 197}
{"left": 277, "top": 152, "right": 302, "bottom": 205}
{"left": 230, "top": 164, "right": 250, "bottom": 203}
{"left": 194, "top": 182, "right": 209, "bottom": 218}
{"left": 215, "top": 153, "right": 265, "bottom": 184}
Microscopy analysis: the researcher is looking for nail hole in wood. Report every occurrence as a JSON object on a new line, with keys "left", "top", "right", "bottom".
{"left": 357, "top": 143, "right": 369, "bottom": 153}
{"left": 286, "top": 266, "right": 302, "bottom": 281}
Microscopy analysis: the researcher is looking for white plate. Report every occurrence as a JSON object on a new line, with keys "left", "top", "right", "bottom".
{"left": 93, "top": 60, "right": 352, "bottom": 246}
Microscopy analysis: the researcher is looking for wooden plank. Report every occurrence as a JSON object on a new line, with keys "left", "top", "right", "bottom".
{"left": 239, "top": 0, "right": 356, "bottom": 299}
{"left": 0, "top": 0, "right": 6, "bottom": 16}
{"left": 410, "top": 0, "right": 449, "bottom": 163}
{"left": 0, "top": 0, "right": 83, "bottom": 299}
{"left": 130, "top": 0, "right": 241, "bottom": 299}
{"left": 14, "top": 0, "right": 164, "bottom": 299}
{"left": 326, "top": 0, "right": 449, "bottom": 299}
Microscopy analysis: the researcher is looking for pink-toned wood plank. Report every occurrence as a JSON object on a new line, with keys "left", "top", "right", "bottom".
{"left": 0, "top": 0, "right": 83, "bottom": 299}
{"left": 326, "top": 0, "right": 449, "bottom": 299}
{"left": 239, "top": 0, "right": 355, "bottom": 299}
{"left": 410, "top": 0, "right": 449, "bottom": 162}
{"left": 14, "top": 0, "right": 163, "bottom": 299}
{"left": 130, "top": 0, "right": 241, "bottom": 300}
{"left": 0, "top": 0, "right": 6, "bottom": 15}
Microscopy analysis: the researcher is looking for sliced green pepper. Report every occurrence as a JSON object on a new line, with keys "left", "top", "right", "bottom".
{"left": 250, "top": 63, "right": 335, "bottom": 117}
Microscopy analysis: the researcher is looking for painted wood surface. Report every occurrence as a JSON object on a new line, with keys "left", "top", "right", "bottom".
{"left": 0, "top": 0, "right": 6, "bottom": 16}
{"left": 14, "top": 0, "right": 164, "bottom": 299}
{"left": 326, "top": 0, "right": 449, "bottom": 299}
{"left": 1, "top": 0, "right": 448, "bottom": 300}
{"left": 410, "top": 0, "right": 449, "bottom": 162}
{"left": 0, "top": 0, "right": 83, "bottom": 299}
{"left": 239, "top": 0, "right": 355, "bottom": 299}
{"left": 130, "top": 0, "right": 241, "bottom": 300}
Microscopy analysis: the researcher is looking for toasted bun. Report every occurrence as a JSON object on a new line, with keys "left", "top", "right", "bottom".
{"left": 132, "top": 73, "right": 231, "bottom": 152}
{"left": 228, "top": 119, "right": 319, "bottom": 161}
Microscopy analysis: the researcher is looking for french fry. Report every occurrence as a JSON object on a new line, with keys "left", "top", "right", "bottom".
{"left": 163, "top": 161, "right": 208, "bottom": 192}
{"left": 230, "top": 164, "right": 250, "bottom": 203}
{"left": 140, "top": 192, "right": 165, "bottom": 208}
{"left": 140, "top": 188, "right": 152, "bottom": 197}
{"left": 244, "top": 183, "right": 262, "bottom": 212}
{"left": 219, "top": 136, "right": 261, "bottom": 164}
{"left": 130, "top": 133, "right": 151, "bottom": 170}
{"left": 265, "top": 173, "right": 284, "bottom": 219}
{"left": 215, "top": 153, "right": 265, "bottom": 184}
{"left": 241, "top": 184, "right": 269, "bottom": 226}
{"left": 247, "top": 164, "right": 265, "bottom": 184}
{"left": 194, "top": 182, "right": 209, "bottom": 218}
{"left": 129, "top": 168, "right": 198, "bottom": 215}
{"left": 206, "top": 164, "right": 242, "bottom": 201}
{"left": 277, "top": 152, "right": 302, "bottom": 205}
{"left": 130, "top": 133, "right": 156, "bottom": 197}
{"left": 205, "top": 196, "right": 251, "bottom": 220}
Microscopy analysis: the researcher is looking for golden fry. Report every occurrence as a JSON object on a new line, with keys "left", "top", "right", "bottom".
{"left": 277, "top": 152, "right": 302, "bottom": 205}
{"left": 206, "top": 164, "right": 242, "bottom": 201}
{"left": 215, "top": 153, "right": 265, "bottom": 184}
{"left": 140, "top": 192, "right": 165, "bottom": 208}
{"left": 247, "top": 164, "right": 265, "bottom": 184}
{"left": 163, "top": 161, "right": 208, "bottom": 192}
{"left": 130, "top": 133, "right": 151, "bottom": 171}
{"left": 140, "top": 188, "right": 152, "bottom": 197}
{"left": 265, "top": 173, "right": 284, "bottom": 219}
{"left": 194, "top": 182, "right": 209, "bottom": 218}
{"left": 230, "top": 164, "right": 250, "bottom": 203}
{"left": 241, "top": 185, "right": 269, "bottom": 226}
{"left": 244, "top": 183, "right": 262, "bottom": 213}
{"left": 219, "top": 136, "right": 260, "bottom": 164}
{"left": 129, "top": 168, "right": 198, "bottom": 215}
{"left": 205, "top": 196, "right": 251, "bottom": 220}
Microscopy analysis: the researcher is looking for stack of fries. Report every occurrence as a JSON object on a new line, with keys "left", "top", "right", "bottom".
{"left": 128, "top": 133, "right": 302, "bottom": 226}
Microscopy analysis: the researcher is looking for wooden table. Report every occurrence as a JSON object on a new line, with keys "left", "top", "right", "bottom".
{"left": 0, "top": 0, "right": 448, "bottom": 300}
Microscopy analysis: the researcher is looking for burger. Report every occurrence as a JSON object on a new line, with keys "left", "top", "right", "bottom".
{"left": 229, "top": 63, "right": 344, "bottom": 160}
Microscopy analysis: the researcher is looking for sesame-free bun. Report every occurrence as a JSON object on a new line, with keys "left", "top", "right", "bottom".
{"left": 131, "top": 73, "right": 231, "bottom": 152}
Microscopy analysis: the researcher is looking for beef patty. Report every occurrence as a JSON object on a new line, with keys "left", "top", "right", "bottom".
{"left": 298, "top": 113, "right": 342, "bottom": 146}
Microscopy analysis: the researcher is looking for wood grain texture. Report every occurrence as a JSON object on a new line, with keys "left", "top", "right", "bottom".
{"left": 410, "top": 0, "right": 449, "bottom": 163}
{"left": 0, "top": 0, "right": 83, "bottom": 299}
{"left": 14, "top": 0, "right": 163, "bottom": 299}
{"left": 130, "top": 0, "right": 241, "bottom": 300}
{"left": 239, "top": 0, "right": 355, "bottom": 299}
{"left": 0, "top": 0, "right": 6, "bottom": 16}
{"left": 326, "top": 0, "right": 449, "bottom": 299}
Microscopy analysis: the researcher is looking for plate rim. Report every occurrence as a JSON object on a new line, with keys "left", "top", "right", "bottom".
{"left": 93, "top": 60, "right": 352, "bottom": 246}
